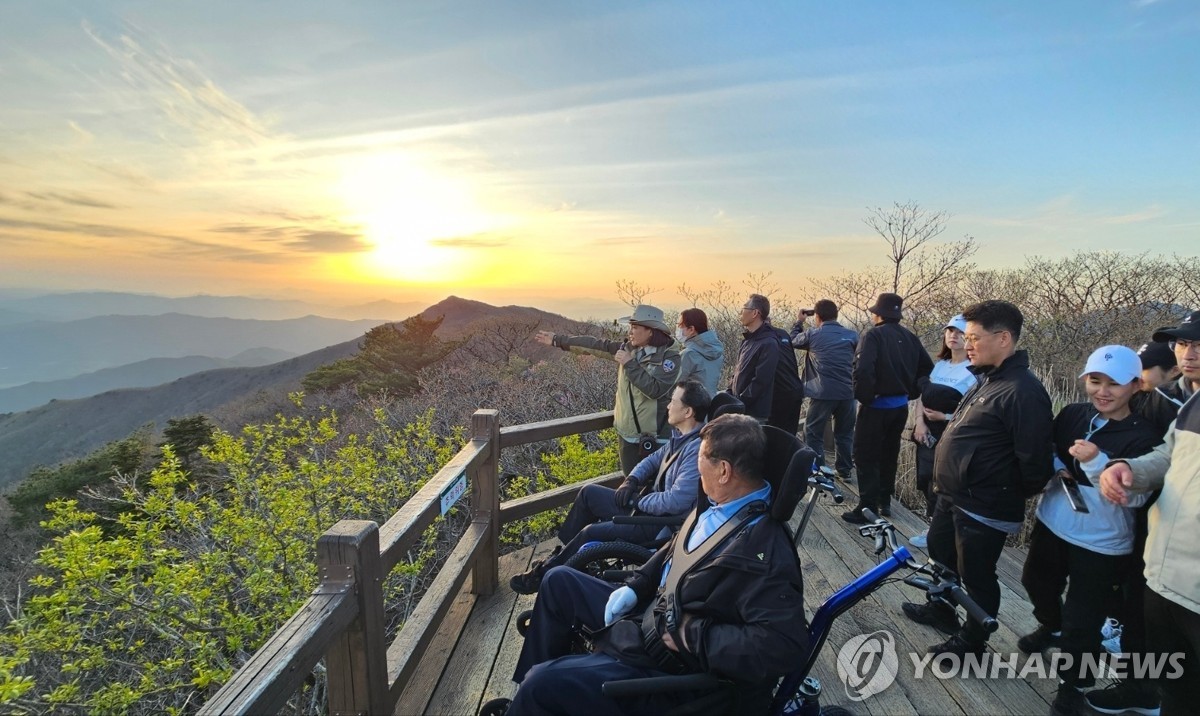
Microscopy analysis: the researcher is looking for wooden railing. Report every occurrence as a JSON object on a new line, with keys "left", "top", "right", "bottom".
{"left": 199, "top": 409, "right": 620, "bottom": 715}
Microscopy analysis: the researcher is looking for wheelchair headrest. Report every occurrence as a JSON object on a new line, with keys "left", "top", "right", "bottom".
{"left": 761, "top": 426, "right": 817, "bottom": 522}
{"left": 707, "top": 391, "right": 745, "bottom": 420}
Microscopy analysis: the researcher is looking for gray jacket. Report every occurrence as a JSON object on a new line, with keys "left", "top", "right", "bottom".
{"left": 679, "top": 330, "right": 725, "bottom": 396}
{"left": 789, "top": 320, "right": 858, "bottom": 401}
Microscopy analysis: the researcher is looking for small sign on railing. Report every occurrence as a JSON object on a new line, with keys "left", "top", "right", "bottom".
{"left": 440, "top": 472, "right": 468, "bottom": 516}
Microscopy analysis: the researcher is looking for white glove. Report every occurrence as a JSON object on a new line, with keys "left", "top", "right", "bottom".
{"left": 604, "top": 586, "right": 637, "bottom": 626}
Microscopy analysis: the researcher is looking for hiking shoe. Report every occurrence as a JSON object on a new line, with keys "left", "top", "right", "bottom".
{"left": 910, "top": 530, "right": 929, "bottom": 548}
{"left": 902, "top": 601, "right": 959, "bottom": 635}
{"left": 841, "top": 508, "right": 868, "bottom": 525}
{"left": 508, "top": 546, "right": 561, "bottom": 595}
{"left": 880, "top": 506, "right": 892, "bottom": 517}
{"left": 1017, "top": 624, "right": 1060, "bottom": 654}
{"left": 1085, "top": 680, "right": 1161, "bottom": 716}
{"left": 927, "top": 633, "right": 985, "bottom": 658}
{"left": 1051, "top": 684, "right": 1088, "bottom": 716}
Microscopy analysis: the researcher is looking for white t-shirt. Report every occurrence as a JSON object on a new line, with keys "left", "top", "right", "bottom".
{"left": 930, "top": 358, "right": 976, "bottom": 397}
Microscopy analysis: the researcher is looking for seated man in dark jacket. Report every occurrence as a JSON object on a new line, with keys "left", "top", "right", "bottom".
{"left": 506, "top": 414, "right": 808, "bottom": 716}
{"left": 509, "top": 380, "right": 711, "bottom": 594}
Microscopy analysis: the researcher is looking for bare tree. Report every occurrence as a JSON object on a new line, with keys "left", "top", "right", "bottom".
{"left": 615, "top": 280, "right": 658, "bottom": 308}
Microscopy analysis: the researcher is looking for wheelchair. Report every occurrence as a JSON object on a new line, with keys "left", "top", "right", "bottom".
{"left": 487, "top": 423, "right": 998, "bottom": 716}
{"left": 555, "top": 391, "right": 751, "bottom": 579}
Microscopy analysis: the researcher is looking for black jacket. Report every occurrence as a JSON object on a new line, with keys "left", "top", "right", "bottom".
{"left": 853, "top": 321, "right": 933, "bottom": 405}
{"left": 1052, "top": 403, "right": 1162, "bottom": 487}
{"left": 933, "top": 350, "right": 1054, "bottom": 522}
{"left": 732, "top": 323, "right": 787, "bottom": 420}
{"left": 1132, "top": 376, "right": 1193, "bottom": 439}
{"left": 596, "top": 509, "right": 808, "bottom": 708}
{"left": 771, "top": 325, "right": 804, "bottom": 403}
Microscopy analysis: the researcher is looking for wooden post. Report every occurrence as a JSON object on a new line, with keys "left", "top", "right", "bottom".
{"left": 470, "top": 409, "right": 501, "bottom": 595}
{"left": 319, "top": 520, "right": 389, "bottom": 715}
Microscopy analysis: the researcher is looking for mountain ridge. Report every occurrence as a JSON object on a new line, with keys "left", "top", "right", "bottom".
{"left": 0, "top": 297, "right": 588, "bottom": 489}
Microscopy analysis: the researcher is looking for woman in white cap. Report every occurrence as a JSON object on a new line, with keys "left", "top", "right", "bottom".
{"left": 909, "top": 314, "right": 975, "bottom": 547}
{"left": 1017, "top": 345, "right": 1163, "bottom": 714}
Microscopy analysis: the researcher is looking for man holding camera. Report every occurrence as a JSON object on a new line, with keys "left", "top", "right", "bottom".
{"left": 790, "top": 299, "right": 858, "bottom": 481}
{"left": 509, "top": 380, "right": 711, "bottom": 594}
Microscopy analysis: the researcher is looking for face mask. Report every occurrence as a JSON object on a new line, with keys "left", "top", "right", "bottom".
{"left": 675, "top": 327, "right": 687, "bottom": 342}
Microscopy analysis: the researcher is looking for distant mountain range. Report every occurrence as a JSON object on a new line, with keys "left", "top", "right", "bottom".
{"left": 0, "top": 314, "right": 387, "bottom": 388}
{"left": 0, "top": 348, "right": 295, "bottom": 414}
{"left": 0, "top": 291, "right": 423, "bottom": 323}
{"left": 0, "top": 296, "right": 588, "bottom": 489}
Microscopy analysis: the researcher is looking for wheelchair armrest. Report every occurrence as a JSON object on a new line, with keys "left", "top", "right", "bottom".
{"left": 611, "top": 514, "right": 687, "bottom": 526}
{"left": 601, "top": 673, "right": 727, "bottom": 698}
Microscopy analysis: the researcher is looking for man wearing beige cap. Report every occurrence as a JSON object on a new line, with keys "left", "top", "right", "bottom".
{"left": 537, "top": 304, "right": 682, "bottom": 475}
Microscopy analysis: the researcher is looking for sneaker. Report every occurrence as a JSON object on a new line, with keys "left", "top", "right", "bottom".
{"left": 508, "top": 546, "right": 561, "bottom": 595}
{"left": 841, "top": 508, "right": 868, "bottom": 525}
{"left": 910, "top": 530, "right": 929, "bottom": 548}
{"left": 1017, "top": 624, "right": 1060, "bottom": 654}
{"left": 1085, "top": 680, "right": 1161, "bottom": 716}
{"left": 1051, "top": 684, "right": 1088, "bottom": 716}
{"left": 902, "top": 601, "right": 960, "bottom": 635}
{"left": 927, "top": 633, "right": 985, "bottom": 657}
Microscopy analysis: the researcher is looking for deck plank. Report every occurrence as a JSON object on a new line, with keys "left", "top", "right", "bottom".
{"left": 422, "top": 547, "right": 535, "bottom": 716}
{"left": 480, "top": 540, "right": 560, "bottom": 707}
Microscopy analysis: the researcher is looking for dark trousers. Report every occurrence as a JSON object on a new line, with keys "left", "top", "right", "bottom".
{"left": 1021, "top": 520, "right": 1127, "bottom": 686}
{"left": 852, "top": 405, "right": 907, "bottom": 510}
{"left": 510, "top": 568, "right": 686, "bottom": 715}
{"left": 768, "top": 390, "right": 803, "bottom": 436}
{"left": 914, "top": 443, "right": 936, "bottom": 517}
{"left": 553, "top": 484, "right": 660, "bottom": 565}
{"left": 927, "top": 498, "right": 1008, "bottom": 645}
{"left": 1145, "top": 587, "right": 1200, "bottom": 716}
{"left": 619, "top": 440, "right": 643, "bottom": 476}
{"left": 803, "top": 398, "right": 855, "bottom": 478}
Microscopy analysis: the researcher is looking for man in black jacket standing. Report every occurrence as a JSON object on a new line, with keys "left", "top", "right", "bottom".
{"left": 901, "top": 300, "right": 1053, "bottom": 658}
{"left": 731, "top": 293, "right": 803, "bottom": 433}
{"left": 844, "top": 292, "right": 932, "bottom": 524}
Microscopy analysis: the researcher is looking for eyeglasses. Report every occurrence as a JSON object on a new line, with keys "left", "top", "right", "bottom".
{"left": 962, "top": 330, "right": 1003, "bottom": 345}
{"left": 741, "top": 305, "right": 758, "bottom": 313}
{"left": 1171, "top": 338, "right": 1198, "bottom": 352}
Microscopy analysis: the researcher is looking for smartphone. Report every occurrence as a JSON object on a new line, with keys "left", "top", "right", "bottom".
{"left": 1058, "top": 470, "right": 1090, "bottom": 513}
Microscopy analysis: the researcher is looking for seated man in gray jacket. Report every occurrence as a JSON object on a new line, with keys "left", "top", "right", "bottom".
{"left": 510, "top": 380, "right": 711, "bottom": 594}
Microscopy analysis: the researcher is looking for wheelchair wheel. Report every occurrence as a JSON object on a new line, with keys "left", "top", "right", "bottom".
{"left": 564, "top": 541, "right": 655, "bottom": 580}
{"left": 515, "top": 608, "right": 533, "bottom": 637}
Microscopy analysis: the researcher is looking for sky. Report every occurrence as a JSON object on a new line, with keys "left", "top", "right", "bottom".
{"left": 1, "top": 1, "right": 1197, "bottom": 318}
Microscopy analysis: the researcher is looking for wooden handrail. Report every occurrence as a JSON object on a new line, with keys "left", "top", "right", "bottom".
{"left": 201, "top": 408, "right": 618, "bottom": 715}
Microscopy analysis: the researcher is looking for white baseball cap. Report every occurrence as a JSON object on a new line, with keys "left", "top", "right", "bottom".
{"left": 944, "top": 314, "right": 967, "bottom": 333}
{"left": 1079, "top": 345, "right": 1141, "bottom": 385}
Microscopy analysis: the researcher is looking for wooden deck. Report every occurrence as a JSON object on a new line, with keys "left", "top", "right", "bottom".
{"left": 393, "top": 485, "right": 1059, "bottom": 716}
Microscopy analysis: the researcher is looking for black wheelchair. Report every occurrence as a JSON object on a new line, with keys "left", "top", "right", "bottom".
{"left": 487, "top": 422, "right": 997, "bottom": 716}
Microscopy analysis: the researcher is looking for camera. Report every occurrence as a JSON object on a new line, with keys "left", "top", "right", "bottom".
{"left": 637, "top": 434, "right": 657, "bottom": 459}
{"left": 801, "top": 308, "right": 816, "bottom": 316}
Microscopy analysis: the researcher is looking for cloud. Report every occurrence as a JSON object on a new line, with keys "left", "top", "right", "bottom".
{"left": 207, "top": 221, "right": 370, "bottom": 252}
{"left": 24, "top": 190, "right": 121, "bottom": 210}
{"left": 81, "top": 21, "right": 272, "bottom": 150}
{"left": 286, "top": 230, "right": 370, "bottom": 252}
{"left": 429, "top": 232, "right": 511, "bottom": 248}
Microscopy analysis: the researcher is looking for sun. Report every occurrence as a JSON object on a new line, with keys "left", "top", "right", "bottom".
{"left": 334, "top": 151, "right": 497, "bottom": 283}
